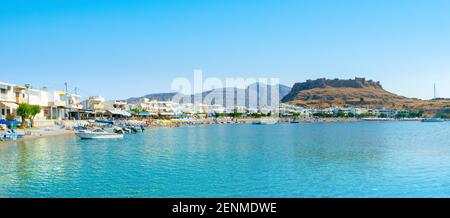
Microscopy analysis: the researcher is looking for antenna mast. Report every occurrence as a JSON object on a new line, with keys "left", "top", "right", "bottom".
{"left": 434, "top": 83, "right": 437, "bottom": 99}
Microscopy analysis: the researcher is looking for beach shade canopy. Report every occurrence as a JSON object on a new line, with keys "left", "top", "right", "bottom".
{"left": 85, "top": 110, "right": 95, "bottom": 114}
{"left": 121, "top": 110, "right": 131, "bottom": 117}
{"left": 107, "top": 109, "right": 131, "bottom": 117}
{"left": 95, "top": 120, "right": 114, "bottom": 125}
{"left": 138, "top": 111, "right": 158, "bottom": 116}
{"left": 11, "top": 120, "right": 21, "bottom": 125}
{"left": 0, "top": 119, "right": 9, "bottom": 125}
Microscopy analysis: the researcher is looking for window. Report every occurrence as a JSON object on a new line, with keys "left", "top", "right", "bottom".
{"left": 0, "top": 89, "right": 6, "bottom": 94}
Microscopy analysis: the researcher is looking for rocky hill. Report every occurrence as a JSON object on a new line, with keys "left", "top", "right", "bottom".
{"left": 282, "top": 78, "right": 450, "bottom": 112}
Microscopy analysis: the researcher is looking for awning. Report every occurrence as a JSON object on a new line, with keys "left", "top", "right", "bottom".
{"left": 95, "top": 120, "right": 114, "bottom": 125}
{"left": 0, "top": 119, "right": 21, "bottom": 125}
{"left": 107, "top": 109, "right": 131, "bottom": 117}
{"left": 138, "top": 111, "right": 157, "bottom": 116}
{"left": 84, "top": 110, "right": 96, "bottom": 114}
{"left": 0, "top": 102, "right": 18, "bottom": 109}
{"left": 159, "top": 112, "right": 175, "bottom": 116}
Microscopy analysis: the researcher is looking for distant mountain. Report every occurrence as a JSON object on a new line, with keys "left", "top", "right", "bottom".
{"left": 189, "top": 83, "right": 291, "bottom": 108}
{"left": 281, "top": 77, "right": 450, "bottom": 113}
{"left": 126, "top": 92, "right": 178, "bottom": 104}
{"left": 126, "top": 83, "right": 291, "bottom": 108}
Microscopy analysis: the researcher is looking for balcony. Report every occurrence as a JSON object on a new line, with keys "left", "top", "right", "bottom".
{"left": 49, "top": 101, "right": 67, "bottom": 107}
{"left": 0, "top": 93, "right": 16, "bottom": 102}
{"left": 67, "top": 104, "right": 83, "bottom": 110}
{"left": 92, "top": 105, "right": 105, "bottom": 110}
{"left": 89, "top": 96, "right": 105, "bottom": 104}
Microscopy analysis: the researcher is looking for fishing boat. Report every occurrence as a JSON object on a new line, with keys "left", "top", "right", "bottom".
{"left": 422, "top": 118, "right": 444, "bottom": 123}
{"left": 75, "top": 128, "right": 124, "bottom": 139}
{"left": 253, "top": 118, "right": 278, "bottom": 125}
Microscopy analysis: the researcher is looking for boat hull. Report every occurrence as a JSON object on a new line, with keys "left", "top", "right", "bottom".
{"left": 75, "top": 132, "right": 124, "bottom": 139}
{"left": 253, "top": 121, "right": 278, "bottom": 125}
{"left": 422, "top": 119, "right": 444, "bottom": 123}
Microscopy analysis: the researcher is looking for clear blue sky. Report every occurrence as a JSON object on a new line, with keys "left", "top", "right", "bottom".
{"left": 1, "top": 0, "right": 449, "bottom": 100}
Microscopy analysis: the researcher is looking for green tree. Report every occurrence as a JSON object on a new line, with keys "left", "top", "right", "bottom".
{"left": 129, "top": 108, "right": 141, "bottom": 116}
{"left": 313, "top": 112, "right": 333, "bottom": 118}
{"left": 16, "top": 103, "right": 41, "bottom": 128}
{"left": 435, "top": 111, "right": 449, "bottom": 118}
{"left": 334, "top": 110, "right": 346, "bottom": 118}
{"left": 228, "top": 112, "right": 243, "bottom": 118}
{"left": 29, "top": 105, "right": 41, "bottom": 127}
{"left": 248, "top": 113, "right": 262, "bottom": 118}
{"left": 378, "top": 113, "right": 388, "bottom": 118}
{"left": 214, "top": 112, "right": 225, "bottom": 118}
{"left": 16, "top": 103, "right": 30, "bottom": 128}
{"left": 357, "top": 112, "right": 376, "bottom": 118}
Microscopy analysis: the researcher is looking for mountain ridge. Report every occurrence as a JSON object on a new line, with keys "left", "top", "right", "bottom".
{"left": 126, "top": 83, "right": 291, "bottom": 108}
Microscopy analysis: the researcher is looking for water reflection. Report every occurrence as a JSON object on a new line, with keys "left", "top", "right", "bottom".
{"left": 1, "top": 122, "right": 450, "bottom": 197}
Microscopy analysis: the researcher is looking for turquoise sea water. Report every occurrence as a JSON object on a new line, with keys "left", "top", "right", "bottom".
{"left": 1, "top": 122, "right": 450, "bottom": 198}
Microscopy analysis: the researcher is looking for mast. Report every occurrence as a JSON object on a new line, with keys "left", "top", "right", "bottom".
{"left": 434, "top": 83, "right": 437, "bottom": 99}
{"left": 64, "top": 82, "right": 68, "bottom": 119}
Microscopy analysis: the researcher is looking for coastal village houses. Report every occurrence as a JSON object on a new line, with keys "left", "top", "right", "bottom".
{"left": 1, "top": 81, "right": 85, "bottom": 126}
{"left": 0, "top": 82, "right": 21, "bottom": 118}
{"left": 2, "top": 81, "right": 405, "bottom": 124}
{"left": 83, "top": 96, "right": 106, "bottom": 118}
{"left": 104, "top": 100, "right": 132, "bottom": 118}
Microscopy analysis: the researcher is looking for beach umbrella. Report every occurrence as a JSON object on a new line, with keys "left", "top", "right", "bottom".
{"left": 11, "top": 120, "right": 21, "bottom": 125}
{"left": 0, "top": 119, "right": 9, "bottom": 125}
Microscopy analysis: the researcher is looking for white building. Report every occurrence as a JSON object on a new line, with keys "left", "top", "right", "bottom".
{"left": 378, "top": 109, "right": 398, "bottom": 118}
{"left": 24, "top": 88, "right": 49, "bottom": 120}
{"left": 85, "top": 96, "right": 106, "bottom": 118}
{"left": 138, "top": 98, "right": 159, "bottom": 114}
{"left": 211, "top": 104, "right": 226, "bottom": 114}
{"left": 158, "top": 101, "right": 175, "bottom": 117}
{"left": 1, "top": 81, "right": 86, "bottom": 121}
{"left": 45, "top": 89, "right": 67, "bottom": 120}
{"left": 178, "top": 103, "right": 195, "bottom": 115}
{"left": 66, "top": 93, "right": 84, "bottom": 120}
{"left": 247, "top": 107, "right": 258, "bottom": 114}
{"left": 0, "top": 82, "right": 20, "bottom": 118}
{"left": 104, "top": 100, "right": 131, "bottom": 117}
{"left": 104, "top": 100, "right": 128, "bottom": 111}
{"left": 233, "top": 106, "right": 248, "bottom": 114}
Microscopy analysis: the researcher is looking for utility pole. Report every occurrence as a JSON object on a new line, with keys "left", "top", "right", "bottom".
{"left": 434, "top": 83, "right": 437, "bottom": 99}
{"left": 25, "top": 84, "right": 30, "bottom": 104}
{"left": 64, "top": 82, "right": 68, "bottom": 119}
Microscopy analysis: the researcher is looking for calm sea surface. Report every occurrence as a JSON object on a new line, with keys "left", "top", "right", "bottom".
{"left": 1, "top": 122, "right": 450, "bottom": 198}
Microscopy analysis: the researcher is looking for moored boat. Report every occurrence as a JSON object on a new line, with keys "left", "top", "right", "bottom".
{"left": 253, "top": 118, "right": 278, "bottom": 125}
{"left": 422, "top": 118, "right": 444, "bottom": 123}
{"left": 75, "top": 128, "right": 124, "bottom": 139}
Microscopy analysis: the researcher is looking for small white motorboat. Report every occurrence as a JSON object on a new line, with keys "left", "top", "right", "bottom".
{"left": 422, "top": 118, "right": 444, "bottom": 123}
{"left": 252, "top": 118, "right": 278, "bottom": 125}
{"left": 75, "top": 128, "right": 124, "bottom": 139}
